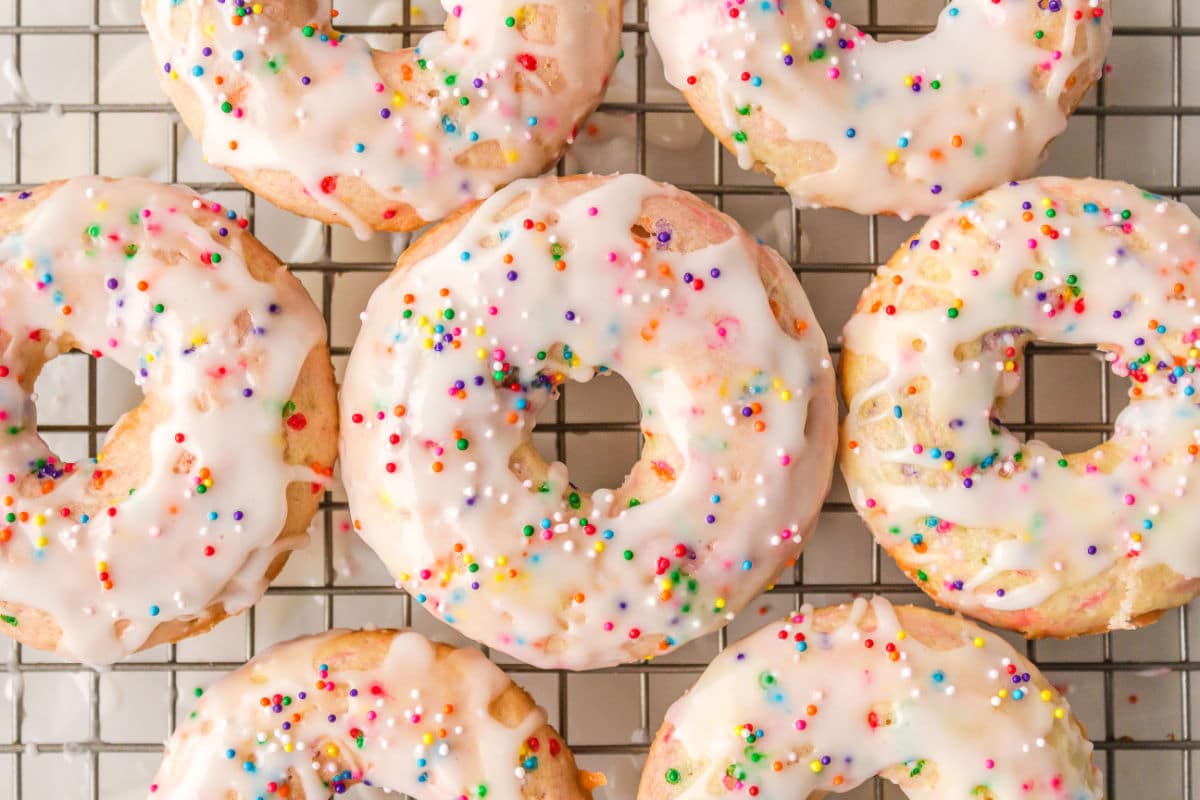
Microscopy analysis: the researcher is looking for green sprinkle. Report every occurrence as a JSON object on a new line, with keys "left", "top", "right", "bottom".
{"left": 468, "top": 563, "right": 479, "bottom": 573}
{"left": 154, "top": 303, "right": 165, "bottom": 314}
{"left": 946, "top": 307, "right": 959, "bottom": 319}
{"left": 1058, "top": 458, "right": 1069, "bottom": 468}
{"left": 1035, "top": 29, "right": 1044, "bottom": 39}
{"left": 732, "top": 131, "right": 748, "bottom": 143}
{"left": 445, "top": 74, "right": 457, "bottom": 86}
{"left": 536, "top": 351, "right": 547, "bottom": 360}
{"left": 623, "top": 549, "right": 634, "bottom": 561}
{"left": 1066, "top": 274, "right": 1077, "bottom": 285}
{"left": 1034, "top": 271, "right": 1044, "bottom": 281}
{"left": 0, "top": 615, "right": 16, "bottom": 626}
{"left": 523, "top": 525, "right": 535, "bottom": 537}
{"left": 916, "top": 570, "right": 928, "bottom": 582}
{"left": 86, "top": 224, "right": 100, "bottom": 237}
{"left": 665, "top": 768, "right": 680, "bottom": 784}
{"left": 1121, "top": 209, "right": 1132, "bottom": 220}
{"left": 504, "top": 16, "right": 516, "bottom": 27}
{"left": 220, "top": 101, "right": 233, "bottom": 114}
{"left": 568, "top": 492, "right": 581, "bottom": 509}
{"left": 456, "top": 438, "right": 469, "bottom": 451}
{"left": 402, "top": 309, "right": 413, "bottom": 319}
{"left": 302, "top": 25, "right": 315, "bottom": 37}
{"left": 443, "top": 308, "right": 455, "bottom": 320}
{"left": 211, "top": 253, "right": 222, "bottom": 264}
{"left": 1046, "top": 208, "right": 1056, "bottom": 218}
{"left": 194, "top": 687, "right": 204, "bottom": 698}
{"left": 628, "top": 498, "right": 641, "bottom": 507}
{"left": 930, "top": 79, "right": 941, "bottom": 90}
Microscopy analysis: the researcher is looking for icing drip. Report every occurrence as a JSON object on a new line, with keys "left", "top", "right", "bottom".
{"left": 653, "top": 597, "right": 1101, "bottom": 798}
{"left": 649, "top": 0, "right": 1111, "bottom": 218}
{"left": 340, "top": 174, "right": 836, "bottom": 670}
{"left": 841, "top": 177, "right": 1200, "bottom": 620}
{"left": 143, "top": 0, "right": 623, "bottom": 236}
{"left": 148, "top": 630, "right": 557, "bottom": 800}
{"left": 0, "top": 177, "right": 328, "bottom": 664}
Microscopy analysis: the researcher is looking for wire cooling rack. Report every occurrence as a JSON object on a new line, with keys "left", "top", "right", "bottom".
{"left": 0, "top": 0, "right": 1199, "bottom": 798}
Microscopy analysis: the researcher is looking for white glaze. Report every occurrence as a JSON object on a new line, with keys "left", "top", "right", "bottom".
{"left": 654, "top": 597, "right": 1101, "bottom": 798}
{"left": 0, "top": 177, "right": 327, "bottom": 664}
{"left": 143, "top": 0, "right": 623, "bottom": 236}
{"left": 649, "top": 0, "right": 1112, "bottom": 218}
{"left": 149, "top": 630, "right": 557, "bottom": 800}
{"left": 841, "top": 177, "right": 1200, "bottom": 620}
{"left": 340, "top": 173, "right": 837, "bottom": 670}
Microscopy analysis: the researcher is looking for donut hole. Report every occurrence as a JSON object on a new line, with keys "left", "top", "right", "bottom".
{"left": 15, "top": 336, "right": 157, "bottom": 512}
{"left": 504, "top": 348, "right": 683, "bottom": 519}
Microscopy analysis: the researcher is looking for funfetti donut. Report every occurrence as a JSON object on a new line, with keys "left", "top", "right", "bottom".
{"left": 340, "top": 173, "right": 838, "bottom": 670}
{"left": 841, "top": 177, "right": 1200, "bottom": 638}
{"left": 142, "top": 0, "right": 624, "bottom": 237}
{"left": 0, "top": 177, "right": 337, "bottom": 664}
{"left": 149, "top": 629, "right": 603, "bottom": 800}
{"left": 639, "top": 597, "right": 1102, "bottom": 799}
{"left": 649, "top": 0, "right": 1112, "bottom": 219}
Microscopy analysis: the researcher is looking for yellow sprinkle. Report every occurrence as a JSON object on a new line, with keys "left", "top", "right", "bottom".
{"left": 96, "top": 201, "right": 108, "bottom": 211}
{"left": 1040, "top": 690, "right": 1053, "bottom": 702}
{"left": 504, "top": 149, "right": 520, "bottom": 164}
{"left": 421, "top": 733, "right": 434, "bottom": 746}
{"left": 1131, "top": 533, "right": 1142, "bottom": 543}
{"left": 1041, "top": 197, "right": 1053, "bottom": 208}
{"left": 886, "top": 150, "right": 900, "bottom": 165}
{"left": 496, "top": 556, "right": 507, "bottom": 567}
{"left": 399, "top": 572, "right": 411, "bottom": 581}
{"left": 392, "top": 92, "right": 407, "bottom": 109}
{"left": 780, "top": 390, "right": 792, "bottom": 401}
{"left": 325, "top": 744, "right": 339, "bottom": 757}
{"left": 20, "top": 259, "right": 32, "bottom": 271}
{"left": 594, "top": 542, "right": 605, "bottom": 553}
{"left": 476, "top": 348, "right": 488, "bottom": 359}
{"left": 973, "top": 637, "right": 985, "bottom": 648}
{"left": 714, "top": 597, "right": 726, "bottom": 610}
{"left": 896, "top": 630, "right": 906, "bottom": 640}
{"left": 810, "top": 760, "right": 823, "bottom": 773}
{"left": 33, "top": 514, "right": 45, "bottom": 526}
{"left": 284, "top": 743, "right": 294, "bottom": 753}
{"left": 1054, "top": 708, "right": 1065, "bottom": 719}
{"left": 780, "top": 43, "right": 791, "bottom": 54}
{"left": 423, "top": 338, "right": 434, "bottom": 349}
{"left": 997, "top": 689, "right": 1008, "bottom": 699}
{"left": 251, "top": 3, "right": 263, "bottom": 12}
{"left": 941, "top": 461, "right": 953, "bottom": 471}
{"left": 35, "top": 536, "right": 48, "bottom": 548}
{"left": 97, "top": 561, "right": 108, "bottom": 571}
{"left": 659, "top": 579, "right": 672, "bottom": 592}
{"left": 474, "top": 326, "right": 485, "bottom": 336}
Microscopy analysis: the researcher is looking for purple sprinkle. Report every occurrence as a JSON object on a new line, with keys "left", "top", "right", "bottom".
{"left": 565, "top": 310, "right": 576, "bottom": 321}
{"left": 233, "top": 511, "right": 244, "bottom": 521}
{"left": 931, "top": 185, "right": 942, "bottom": 195}
{"left": 506, "top": 270, "right": 518, "bottom": 281}
{"left": 242, "top": 388, "right": 253, "bottom": 397}
{"left": 710, "top": 268, "right": 721, "bottom": 278}
{"left": 380, "top": 108, "right": 391, "bottom": 119}
{"left": 106, "top": 278, "right": 119, "bottom": 290}
{"left": 683, "top": 272, "right": 694, "bottom": 283}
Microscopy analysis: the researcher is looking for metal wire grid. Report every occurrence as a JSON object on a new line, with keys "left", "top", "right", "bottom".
{"left": 0, "top": 0, "right": 1196, "bottom": 798}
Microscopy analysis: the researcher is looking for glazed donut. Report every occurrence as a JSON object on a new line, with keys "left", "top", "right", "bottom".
{"left": 841, "top": 177, "right": 1200, "bottom": 637}
{"left": 649, "top": 0, "right": 1111, "bottom": 219}
{"left": 0, "top": 177, "right": 337, "bottom": 664}
{"left": 639, "top": 596, "right": 1102, "bottom": 799}
{"left": 142, "top": 0, "right": 623, "bottom": 236}
{"left": 149, "top": 629, "right": 602, "bottom": 799}
{"left": 340, "top": 173, "right": 837, "bottom": 670}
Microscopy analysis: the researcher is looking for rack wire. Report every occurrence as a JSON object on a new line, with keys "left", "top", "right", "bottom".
{"left": 0, "top": 0, "right": 1198, "bottom": 798}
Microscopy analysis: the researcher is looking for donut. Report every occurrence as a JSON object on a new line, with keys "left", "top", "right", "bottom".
{"left": 142, "top": 0, "right": 624, "bottom": 236}
{"left": 340, "top": 173, "right": 837, "bottom": 669}
{"left": 0, "top": 177, "right": 337, "bottom": 664}
{"left": 639, "top": 596, "right": 1102, "bottom": 799}
{"left": 840, "top": 177, "right": 1200, "bottom": 637}
{"left": 149, "top": 629, "right": 603, "bottom": 799}
{"left": 649, "top": 0, "right": 1112, "bottom": 219}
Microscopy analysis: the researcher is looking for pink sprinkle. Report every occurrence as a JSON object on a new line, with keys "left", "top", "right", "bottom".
{"left": 912, "top": 444, "right": 924, "bottom": 454}
{"left": 1027, "top": 239, "right": 1038, "bottom": 249}
{"left": 588, "top": 207, "right": 599, "bottom": 216}
{"left": 452, "top": 5, "right": 462, "bottom": 17}
{"left": 375, "top": 82, "right": 385, "bottom": 93}
{"left": 795, "top": 720, "right": 807, "bottom": 731}
{"left": 865, "top": 498, "right": 876, "bottom": 508}
{"left": 1124, "top": 494, "right": 1136, "bottom": 505}
{"left": 779, "top": 454, "right": 791, "bottom": 467}
{"left": 827, "top": 67, "right": 840, "bottom": 79}
{"left": 985, "top": 759, "right": 995, "bottom": 770}
{"left": 607, "top": 251, "right": 617, "bottom": 262}
{"left": 603, "top": 621, "right": 614, "bottom": 631}
{"left": 488, "top": 306, "right": 498, "bottom": 315}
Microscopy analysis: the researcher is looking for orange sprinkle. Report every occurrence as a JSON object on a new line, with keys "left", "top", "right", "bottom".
{"left": 394, "top": 404, "right": 407, "bottom": 417}
{"left": 793, "top": 319, "right": 808, "bottom": 335}
{"left": 753, "top": 421, "right": 766, "bottom": 432}
{"left": 431, "top": 462, "right": 444, "bottom": 473}
{"left": 951, "top": 135, "right": 963, "bottom": 148}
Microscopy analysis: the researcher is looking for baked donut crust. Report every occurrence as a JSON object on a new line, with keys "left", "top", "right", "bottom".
{"left": 340, "top": 173, "right": 837, "bottom": 670}
{"left": 649, "top": 0, "right": 1112, "bottom": 218}
{"left": 840, "top": 177, "right": 1200, "bottom": 638}
{"left": 639, "top": 598, "right": 1103, "bottom": 799}
{"left": 149, "top": 629, "right": 600, "bottom": 800}
{"left": 142, "top": 0, "right": 624, "bottom": 235}
{"left": 0, "top": 177, "right": 337, "bottom": 663}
